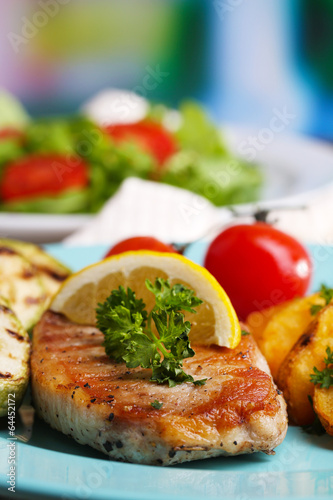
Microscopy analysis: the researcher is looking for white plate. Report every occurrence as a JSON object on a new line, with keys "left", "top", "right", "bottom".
{"left": 1, "top": 244, "right": 333, "bottom": 500}
{"left": 0, "top": 213, "right": 91, "bottom": 243}
{"left": 223, "top": 126, "right": 333, "bottom": 203}
{"left": 1, "top": 129, "right": 332, "bottom": 243}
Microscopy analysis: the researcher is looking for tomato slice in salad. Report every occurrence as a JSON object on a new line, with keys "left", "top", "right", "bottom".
{"left": 0, "top": 128, "right": 25, "bottom": 143}
{"left": 0, "top": 154, "right": 89, "bottom": 202}
{"left": 105, "top": 120, "right": 177, "bottom": 165}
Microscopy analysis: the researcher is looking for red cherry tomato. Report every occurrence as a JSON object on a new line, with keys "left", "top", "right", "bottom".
{"left": 105, "top": 237, "right": 178, "bottom": 258}
{"left": 0, "top": 128, "right": 25, "bottom": 143}
{"left": 204, "top": 223, "right": 312, "bottom": 320}
{"left": 105, "top": 120, "right": 177, "bottom": 165}
{"left": 0, "top": 154, "right": 89, "bottom": 202}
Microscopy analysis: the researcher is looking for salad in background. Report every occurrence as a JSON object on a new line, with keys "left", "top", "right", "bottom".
{"left": 0, "top": 90, "right": 262, "bottom": 214}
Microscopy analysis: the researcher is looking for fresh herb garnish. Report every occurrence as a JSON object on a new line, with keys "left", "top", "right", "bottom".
{"left": 310, "top": 304, "right": 323, "bottom": 316}
{"left": 310, "top": 284, "right": 333, "bottom": 315}
{"left": 193, "top": 378, "right": 207, "bottom": 386}
{"left": 241, "top": 330, "right": 250, "bottom": 336}
{"left": 96, "top": 278, "right": 207, "bottom": 387}
{"left": 318, "top": 284, "right": 333, "bottom": 304}
{"left": 151, "top": 400, "right": 163, "bottom": 410}
{"left": 310, "top": 347, "right": 333, "bottom": 389}
{"left": 302, "top": 395, "right": 326, "bottom": 436}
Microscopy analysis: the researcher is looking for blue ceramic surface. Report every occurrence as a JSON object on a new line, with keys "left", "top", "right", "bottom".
{"left": 0, "top": 242, "right": 332, "bottom": 500}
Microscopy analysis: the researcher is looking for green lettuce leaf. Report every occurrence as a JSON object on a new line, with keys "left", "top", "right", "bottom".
{"left": 0, "top": 116, "right": 154, "bottom": 214}
{"left": 25, "top": 119, "right": 76, "bottom": 156}
{"left": 80, "top": 125, "right": 155, "bottom": 212}
{"left": 0, "top": 139, "right": 24, "bottom": 168}
{"left": 161, "top": 151, "right": 262, "bottom": 206}
{"left": 175, "top": 101, "right": 228, "bottom": 156}
{"left": 0, "top": 189, "right": 89, "bottom": 214}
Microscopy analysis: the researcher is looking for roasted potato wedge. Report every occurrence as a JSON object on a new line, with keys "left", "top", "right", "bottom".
{"left": 247, "top": 301, "right": 290, "bottom": 347}
{"left": 314, "top": 386, "right": 333, "bottom": 436}
{"left": 248, "top": 293, "right": 325, "bottom": 380}
{"left": 277, "top": 303, "right": 333, "bottom": 425}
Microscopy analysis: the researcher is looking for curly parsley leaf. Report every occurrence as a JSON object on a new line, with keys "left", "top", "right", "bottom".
{"left": 151, "top": 358, "right": 195, "bottom": 387}
{"left": 96, "top": 286, "right": 148, "bottom": 363}
{"left": 241, "top": 329, "right": 250, "bottom": 336}
{"left": 310, "top": 304, "right": 323, "bottom": 316}
{"left": 151, "top": 400, "right": 163, "bottom": 410}
{"left": 310, "top": 284, "right": 333, "bottom": 315}
{"left": 96, "top": 278, "right": 206, "bottom": 387}
{"left": 319, "top": 285, "right": 333, "bottom": 305}
{"left": 145, "top": 278, "right": 203, "bottom": 313}
{"left": 302, "top": 395, "right": 326, "bottom": 436}
{"left": 97, "top": 285, "right": 147, "bottom": 319}
{"left": 310, "top": 347, "right": 333, "bottom": 389}
{"left": 193, "top": 378, "right": 208, "bottom": 386}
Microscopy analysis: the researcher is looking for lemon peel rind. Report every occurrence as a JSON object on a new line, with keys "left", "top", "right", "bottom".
{"left": 50, "top": 251, "right": 241, "bottom": 349}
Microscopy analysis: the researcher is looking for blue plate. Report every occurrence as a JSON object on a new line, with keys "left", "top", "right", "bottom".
{"left": 0, "top": 243, "right": 333, "bottom": 500}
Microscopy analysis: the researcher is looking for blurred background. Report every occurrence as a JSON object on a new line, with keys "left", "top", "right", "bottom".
{"left": 1, "top": 0, "right": 333, "bottom": 141}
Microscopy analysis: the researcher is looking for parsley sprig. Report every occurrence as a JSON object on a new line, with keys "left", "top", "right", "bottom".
{"left": 310, "top": 347, "right": 333, "bottom": 389}
{"left": 302, "top": 395, "right": 326, "bottom": 436}
{"left": 151, "top": 400, "right": 163, "bottom": 410}
{"left": 310, "top": 284, "right": 333, "bottom": 315}
{"left": 96, "top": 278, "right": 207, "bottom": 387}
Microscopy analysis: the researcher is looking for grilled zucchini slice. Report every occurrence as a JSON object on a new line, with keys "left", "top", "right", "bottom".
{"left": 0, "top": 239, "right": 71, "bottom": 298}
{"left": 0, "top": 297, "right": 30, "bottom": 417}
{"left": 0, "top": 247, "right": 46, "bottom": 330}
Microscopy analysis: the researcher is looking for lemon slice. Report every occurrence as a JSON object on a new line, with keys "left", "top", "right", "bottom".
{"left": 50, "top": 251, "right": 241, "bottom": 348}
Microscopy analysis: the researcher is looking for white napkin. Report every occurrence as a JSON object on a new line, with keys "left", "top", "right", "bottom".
{"left": 64, "top": 178, "right": 228, "bottom": 245}
{"left": 64, "top": 177, "right": 333, "bottom": 246}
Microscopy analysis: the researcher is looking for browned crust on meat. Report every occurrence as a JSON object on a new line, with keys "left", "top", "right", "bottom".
{"left": 31, "top": 311, "right": 287, "bottom": 465}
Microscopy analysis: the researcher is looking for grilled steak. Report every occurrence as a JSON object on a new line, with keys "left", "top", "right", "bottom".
{"left": 31, "top": 311, "right": 287, "bottom": 466}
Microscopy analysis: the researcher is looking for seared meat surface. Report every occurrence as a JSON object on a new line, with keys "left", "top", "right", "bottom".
{"left": 31, "top": 311, "right": 287, "bottom": 465}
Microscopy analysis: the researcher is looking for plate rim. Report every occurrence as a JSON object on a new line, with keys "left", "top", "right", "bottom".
{"left": 1, "top": 243, "right": 333, "bottom": 500}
